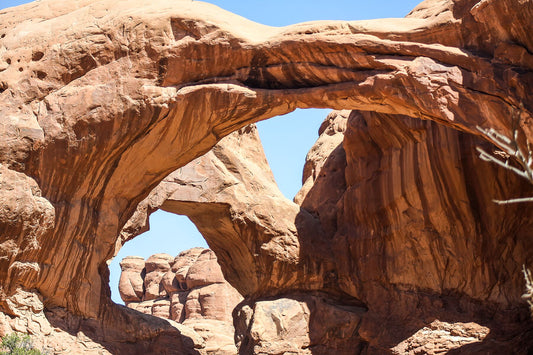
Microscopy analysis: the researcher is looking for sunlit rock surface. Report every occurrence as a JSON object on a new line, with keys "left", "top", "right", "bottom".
{"left": 0, "top": 0, "right": 532, "bottom": 353}
{"left": 120, "top": 248, "right": 242, "bottom": 354}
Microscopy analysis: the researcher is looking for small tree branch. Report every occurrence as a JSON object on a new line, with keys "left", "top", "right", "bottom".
{"left": 476, "top": 107, "right": 533, "bottom": 318}
{"left": 476, "top": 146, "right": 531, "bottom": 181}
{"left": 523, "top": 265, "right": 533, "bottom": 317}
{"left": 493, "top": 197, "right": 533, "bottom": 205}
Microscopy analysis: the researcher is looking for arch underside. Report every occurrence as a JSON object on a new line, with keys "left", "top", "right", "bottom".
{"left": 0, "top": 0, "right": 532, "bottom": 353}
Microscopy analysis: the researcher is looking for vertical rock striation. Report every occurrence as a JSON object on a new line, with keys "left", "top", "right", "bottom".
{"left": 297, "top": 110, "right": 533, "bottom": 352}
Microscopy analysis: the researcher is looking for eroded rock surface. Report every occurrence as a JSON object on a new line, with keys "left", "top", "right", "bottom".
{"left": 391, "top": 320, "right": 490, "bottom": 354}
{"left": 235, "top": 295, "right": 367, "bottom": 354}
{"left": 119, "top": 248, "right": 242, "bottom": 354}
{"left": 0, "top": 0, "right": 532, "bottom": 353}
{"left": 299, "top": 110, "right": 533, "bottom": 353}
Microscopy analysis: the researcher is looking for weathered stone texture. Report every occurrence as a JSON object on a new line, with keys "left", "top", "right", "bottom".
{"left": 120, "top": 248, "right": 242, "bottom": 354}
{"left": 0, "top": 0, "right": 532, "bottom": 353}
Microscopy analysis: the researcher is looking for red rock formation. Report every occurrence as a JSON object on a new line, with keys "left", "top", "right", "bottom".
{"left": 168, "top": 110, "right": 533, "bottom": 353}
{"left": 119, "top": 248, "right": 242, "bottom": 354}
{"left": 297, "top": 110, "right": 533, "bottom": 353}
{"left": 0, "top": 0, "right": 532, "bottom": 353}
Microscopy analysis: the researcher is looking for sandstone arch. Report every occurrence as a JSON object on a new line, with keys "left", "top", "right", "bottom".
{"left": 0, "top": 0, "right": 532, "bottom": 353}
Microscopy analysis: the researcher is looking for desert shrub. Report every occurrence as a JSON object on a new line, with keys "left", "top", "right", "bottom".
{"left": 0, "top": 333, "right": 43, "bottom": 355}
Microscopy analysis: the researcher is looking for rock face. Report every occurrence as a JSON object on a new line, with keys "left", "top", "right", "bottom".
{"left": 119, "top": 249, "right": 242, "bottom": 354}
{"left": 235, "top": 295, "right": 367, "bottom": 354}
{"left": 295, "top": 110, "right": 533, "bottom": 353}
{"left": 0, "top": 0, "right": 532, "bottom": 354}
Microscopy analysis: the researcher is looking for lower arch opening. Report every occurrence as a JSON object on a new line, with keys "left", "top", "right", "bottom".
{"left": 108, "top": 210, "right": 208, "bottom": 305}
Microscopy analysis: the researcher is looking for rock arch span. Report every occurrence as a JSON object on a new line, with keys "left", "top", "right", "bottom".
{"left": 0, "top": 0, "right": 532, "bottom": 353}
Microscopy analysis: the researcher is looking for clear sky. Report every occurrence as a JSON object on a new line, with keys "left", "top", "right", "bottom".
{"left": 2, "top": 0, "right": 422, "bottom": 303}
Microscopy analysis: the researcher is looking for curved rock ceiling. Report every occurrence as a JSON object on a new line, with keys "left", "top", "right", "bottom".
{"left": 0, "top": 0, "right": 532, "bottom": 353}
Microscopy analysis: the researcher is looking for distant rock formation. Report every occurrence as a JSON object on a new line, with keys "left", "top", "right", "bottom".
{"left": 119, "top": 248, "right": 242, "bottom": 354}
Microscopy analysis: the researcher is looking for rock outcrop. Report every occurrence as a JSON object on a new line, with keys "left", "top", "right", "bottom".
{"left": 119, "top": 249, "right": 242, "bottom": 354}
{"left": 0, "top": 0, "right": 532, "bottom": 353}
{"left": 295, "top": 109, "right": 533, "bottom": 353}
{"left": 154, "top": 110, "right": 533, "bottom": 353}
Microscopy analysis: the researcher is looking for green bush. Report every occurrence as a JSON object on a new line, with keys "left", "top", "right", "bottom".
{"left": 0, "top": 333, "right": 43, "bottom": 355}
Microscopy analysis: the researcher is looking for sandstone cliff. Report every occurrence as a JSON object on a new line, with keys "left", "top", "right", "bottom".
{"left": 0, "top": 0, "right": 532, "bottom": 354}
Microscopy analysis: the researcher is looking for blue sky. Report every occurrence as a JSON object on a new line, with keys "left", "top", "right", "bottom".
{"left": 2, "top": 0, "right": 421, "bottom": 303}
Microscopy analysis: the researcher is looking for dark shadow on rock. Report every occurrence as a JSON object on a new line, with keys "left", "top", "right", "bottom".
{"left": 233, "top": 291, "right": 369, "bottom": 355}
{"left": 447, "top": 320, "right": 533, "bottom": 354}
{"left": 356, "top": 290, "right": 533, "bottom": 354}
{"left": 46, "top": 301, "right": 202, "bottom": 355}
